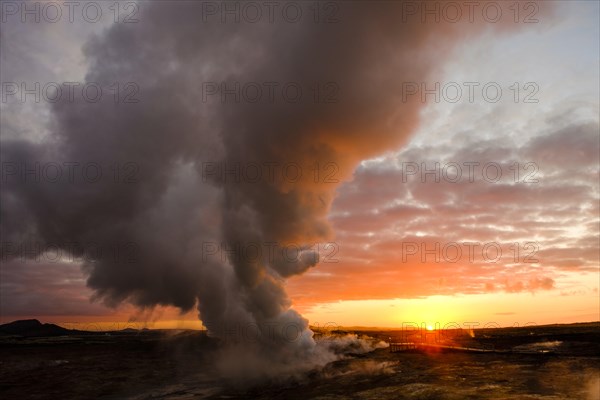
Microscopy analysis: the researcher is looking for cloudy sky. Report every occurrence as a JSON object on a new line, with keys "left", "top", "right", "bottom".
{"left": 1, "top": 1, "right": 598, "bottom": 330}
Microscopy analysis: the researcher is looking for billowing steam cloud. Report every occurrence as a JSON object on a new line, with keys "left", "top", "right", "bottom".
{"left": 1, "top": 1, "right": 549, "bottom": 381}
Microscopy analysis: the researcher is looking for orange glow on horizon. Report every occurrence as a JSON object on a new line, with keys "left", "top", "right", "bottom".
{"left": 2, "top": 289, "right": 598, "bottom": 330}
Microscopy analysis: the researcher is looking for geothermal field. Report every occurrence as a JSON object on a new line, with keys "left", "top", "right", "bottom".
{"left": 1, "top": 1, "right": 599, "bottom": 399}
{"left": 1, "top": 320, "right": 599, "bottom": 399}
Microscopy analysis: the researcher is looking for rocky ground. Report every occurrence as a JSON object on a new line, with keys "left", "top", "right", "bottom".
{"left": 0, "top": 322, "right": 598, "bottom": 399}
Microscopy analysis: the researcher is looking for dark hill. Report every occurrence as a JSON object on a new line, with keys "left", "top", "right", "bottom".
{"left": 0, "top": 319, "right": 72, "bottom": 337}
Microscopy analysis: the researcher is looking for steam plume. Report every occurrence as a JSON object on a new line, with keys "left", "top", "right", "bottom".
{"left": 1, "top": 1, "right": 550, "bottom": 381}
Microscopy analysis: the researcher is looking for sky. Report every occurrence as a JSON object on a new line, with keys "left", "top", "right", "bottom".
{"left": 0, "top": 1, "right": 598, "bottom": 331}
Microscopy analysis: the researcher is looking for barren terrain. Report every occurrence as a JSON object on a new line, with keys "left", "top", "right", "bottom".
{"left": 0, "top": 322, "right": 598, "bottom": 399}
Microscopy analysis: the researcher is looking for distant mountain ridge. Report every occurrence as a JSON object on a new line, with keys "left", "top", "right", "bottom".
{"left": 0, "top": 319, "right": 74, "bottom": 337}
{"left": 0, "top": 319, "right": 156, "bottom": 337}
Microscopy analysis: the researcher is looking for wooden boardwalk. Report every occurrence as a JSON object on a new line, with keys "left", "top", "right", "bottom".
{"left": 389, "top": 342, "right": 555, "bottom": 354}
{"left": 390, "top": 342, "right": 499, "bottom": 353}
{"left": 389, "top": 342, "right": 418, "bottom": 352}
